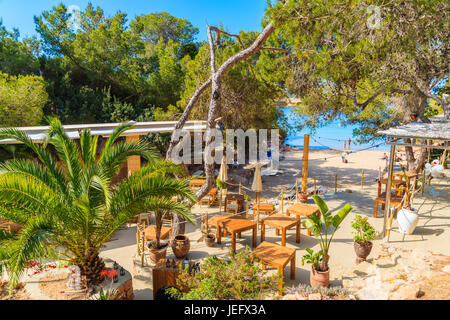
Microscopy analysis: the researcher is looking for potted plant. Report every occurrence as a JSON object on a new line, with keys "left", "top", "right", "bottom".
{"left": 199, "top": 214, "right": 215, "bottom": 247}
{"left": 397, "top": 164, "right": 419, "bottom": 234}
{"left": 147, "top": 200, "right": 196, "bottom": 264}
{"left": 302, "top": 195, "right": 352, "bottom": 287}
{"left": 351, "top": 215, "right": 378, "bottom": 263}
{"left": 301, "top": 248, "right": 327, "bottom": 287}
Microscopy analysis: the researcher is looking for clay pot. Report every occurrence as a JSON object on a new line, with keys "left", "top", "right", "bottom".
{"left": 148, "top": 242, "right": 168, "bottom": 264}
{"left": 310, "top": 266, "right": 329, "bottom": 287}
{"left": 299, "top": 193, "right": 308, "bottom": 204}
{"left": 204, "top": 233, "right": 215, "bottom": 247}
{"left": 171, "top": 234, "right": 190, "bottom": 259}
{"left": 354, "top": 241, "right": 373, "bottom": 264}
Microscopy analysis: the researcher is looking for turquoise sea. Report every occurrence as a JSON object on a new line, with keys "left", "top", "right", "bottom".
{"left": 281, "top": 108, "right": 389, "bottom": 151}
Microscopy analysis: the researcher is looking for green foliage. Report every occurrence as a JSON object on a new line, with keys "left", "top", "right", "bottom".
{"left": 170, "top": 246, "right": 281, "bottom": 300}
{"left": 216, "top": 177, "right": 226, "bottom": 189}
{"left": 32, "top": 3, "right": 197, "bottom": 124}
{"left": 176, "top": 30, "right": 285, "bottom": 131}
{"left": 351, "top": 215, "right": 378, "bottom": 243}
{"left": 267, "top": 0, "right": 449, "bottom": 142}
{"left": 302, "top": 196, "right": 352, "bottom": 271}
{"left": 0, "top": 72, "right": 48, "bottom": 127}
{"left": 95, "top": 287, "right": 118, "bottom": 300}
{"left": 301, "top": 248, "right": 323, "bottom": 270}
{"left": 0, "top": 118, "right": 196, "bottom": 294}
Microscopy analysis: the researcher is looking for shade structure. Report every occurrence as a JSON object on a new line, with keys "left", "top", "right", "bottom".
{"left": 251, "top": 162, "right": 263, "bottom": 228}
{"left": 251, "top": 162, "right": 263, "bottom": 193}
{"left": 218, "top": 156, "right": 228, "bottom": 213}
{"left": 218, "top": 156, "right": 228, "bottom": 183}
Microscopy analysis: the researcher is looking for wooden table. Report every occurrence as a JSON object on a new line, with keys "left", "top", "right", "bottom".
{"left": 224, "top": 193, "right": 245, "bottom": 214}
{"left": 189, "top": 179, "right": 206, "bottom": 188}
{"left": 144, "top": 225, "right": 171, "bottom": 241}
{"left": 286, "top": 203, "right": 320, "bottom": 236}
{"left": 252, "top": 241, "right": 296, "bottom": 294}
{"left": 152, "top": 258, "right": 194, "bottom": 297}
{"left": 393, "top": 171, "right": 418, "bottom": 180}
{"left": 252, "top": 203, "right": 274, "bottom": 220}
{"left": 217, "top": 216, "right": 257, "bottom": 253}
{"left": 207, "top": 214, "right": 245, "bottom": 239}
{"left": 261, "top": 213, "right": 300, "bottom": 246}
{"left": 378, "top": 178, "right": 406, "bottom": 197}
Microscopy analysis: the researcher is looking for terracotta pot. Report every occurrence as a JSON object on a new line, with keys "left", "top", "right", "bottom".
{"left": 310, "top": 266, "right": 329, "bottom": 287}
{"left": 204, "top": 233, "right": 215, "bottom": 247}
{"left": 171, "top": 234, "right": 190, "bottom": 259}
{"left": 148, "top": 243, "right": 168, "bottom": 264}
{"left": 299, "top": 193, "right": 308, "bottom": 204}
{"left": 354, "top": 241, "right": 373, "bottom": 264}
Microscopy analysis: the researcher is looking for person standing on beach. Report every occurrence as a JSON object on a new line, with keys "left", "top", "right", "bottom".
{"left": 348, "top": 138, "right": 351, "bottom": 150}
{"left": 344, "top": 141, "right": 346, "bottom": 150}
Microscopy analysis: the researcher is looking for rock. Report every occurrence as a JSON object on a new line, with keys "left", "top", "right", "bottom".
{"left": 442, "top": 265, "right": 450, "bottom": 273}
{"left": 308, "top": 293, "right": 322, "bottom": 300}
{"left": 390, "top": 284, "right": 421, "bottom": 300}
{"left": 294, "top": 292, "right": 308, "bottom": 300}
{"left": 282, "top": 294, "right": 298, "bottom": 300}
{"left": 345, "top": 189, "right": 352, "bottom": 193}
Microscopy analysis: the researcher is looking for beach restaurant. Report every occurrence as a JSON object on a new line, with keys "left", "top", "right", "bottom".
{"left": 378, "top": 115, "right": 450, "bottom": 239}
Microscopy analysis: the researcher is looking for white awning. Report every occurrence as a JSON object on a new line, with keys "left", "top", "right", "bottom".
{"left": 0, "top": 120, "right": 208, "bottom": 144}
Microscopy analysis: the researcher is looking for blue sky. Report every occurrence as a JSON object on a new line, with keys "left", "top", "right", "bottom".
{"left": 0, "top": 0, "right": 269, "bottom": 41}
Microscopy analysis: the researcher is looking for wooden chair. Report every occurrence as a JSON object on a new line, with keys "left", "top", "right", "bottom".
{"left": 374, "top": 192, "right": 404, "bottom": 218}
{"left": 137, "top": 213, "right": 151, "bottom": 226}
{"left": 136, "top": 223, "right": 148, "bottom": 255}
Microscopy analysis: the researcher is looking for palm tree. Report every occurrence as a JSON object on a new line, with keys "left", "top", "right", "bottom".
{"left": 0, "top": 118, "right": 197, "bottom": 293}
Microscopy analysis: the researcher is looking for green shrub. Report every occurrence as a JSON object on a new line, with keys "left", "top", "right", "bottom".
{"left": 351, "top": 215, "right": 378, "bottom": 243}
{"left": 169, "top": 246, "right": 281, "bottom": 300}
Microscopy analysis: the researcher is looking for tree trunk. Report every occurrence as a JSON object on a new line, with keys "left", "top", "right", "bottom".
{"left": 78, "top": 250, "right": 105, "bottom": 288}
{"left": 401, "top": 92, "right": 430, "bottom": 173}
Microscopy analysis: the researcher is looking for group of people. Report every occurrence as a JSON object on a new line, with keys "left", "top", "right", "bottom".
{"left": 343, "top": 138, "right": 352, "bottom": 150}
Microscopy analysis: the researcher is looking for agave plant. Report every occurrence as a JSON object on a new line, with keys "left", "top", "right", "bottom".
{"left": 0, "top": 118, "right": 197, "bottom": 293}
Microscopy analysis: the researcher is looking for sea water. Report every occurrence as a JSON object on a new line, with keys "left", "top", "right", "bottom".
{"left": 281, "top": 108, "right": 388, "bottom": 151}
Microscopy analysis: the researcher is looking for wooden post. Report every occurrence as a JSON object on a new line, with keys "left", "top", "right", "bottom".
{"left": 334, "top": 174, "right": 338, "bottom": 193}
{"left": 239, "top": 183, "right": 242, "bottom": 194}
{"left": 313, "top": 176, "right": 317, "bottom": 195}
{"left": 422, "top": 169, "right": 426, "bottom": 195}
{"left": 301, "top": 134, "right": 310, "bottom": 194}
{"left": 361, "top": 170, "right": 364, "bottom": 189}
{"left": 383, "top": 144, "right": 396, "bottom": 239}
{"left": 280, "top": 189, "right": 284, "bottom": 214}
{"left": 295, "top": 179, "right": 299, "bottom": 202}
{"left": 378, "top": 167, "right": 381, "bottom": 181}
{"left": 141, "top": 232, "right": 145, "bottom": 267}
{"left": 257, "top": 192, "right": 260, "bottom": 230}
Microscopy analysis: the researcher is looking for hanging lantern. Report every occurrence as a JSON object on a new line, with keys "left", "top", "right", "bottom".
{"left": 119, "top": 267, "right": 125, "bottom": 276}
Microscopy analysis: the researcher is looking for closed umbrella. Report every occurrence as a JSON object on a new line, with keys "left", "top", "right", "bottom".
{"left": 252, "top": 162, "right": 263, "bottom": 228}
{"left": 218, "top": 156, "right": 228, "bottom": 213}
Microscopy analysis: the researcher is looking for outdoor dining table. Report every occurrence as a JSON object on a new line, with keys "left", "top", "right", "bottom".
{"left": 285, "top": 203, "right": 320, "bottom": 236}
{"left": 217, "top": 215, "right": 257, "bottom": 253}
{"left": 377, "top": 178, "right": 406, "bottom": 197}
{"left": 261, "top": 213, "right": 300, "bottom": 246}
{"left": 144, "top": 225, "right": 171, "bottom": 241}
{"left": 189, "top": 179, "right": 206, "bottom": 188}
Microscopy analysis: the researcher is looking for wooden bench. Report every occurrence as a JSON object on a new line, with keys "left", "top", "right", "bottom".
{"left": 261, "top": 213, "right": 300, "bottom": 246}
{"left": 251, "top": 202, "right": 274, "bottom": 221}
{"left": 252, "top": 241, "right": 296, "bottom": 294}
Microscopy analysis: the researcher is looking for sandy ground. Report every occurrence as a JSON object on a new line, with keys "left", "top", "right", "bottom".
{"left": 98, "top": 147, "right": 449, "bottom": 300}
